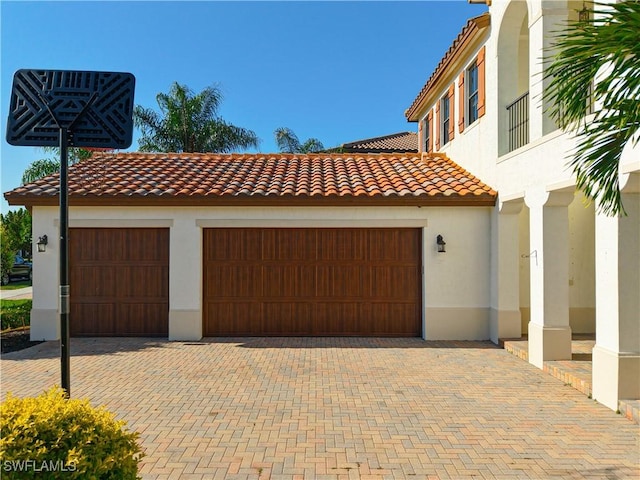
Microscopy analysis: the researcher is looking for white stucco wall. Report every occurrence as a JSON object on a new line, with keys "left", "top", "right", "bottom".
{"left": 29, "top": 204, "right": 493, "bottom": 342}
{"left": 410, "top": 0, "right": 639, "bottom": 408}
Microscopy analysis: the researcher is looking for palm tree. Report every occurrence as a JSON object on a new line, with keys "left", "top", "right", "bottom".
{"left": 545, "top": 0, "right": 640, "bottom": 216}
{"left": 274, "top": 127, "right": 324, "bottom": 153}
{"left": 134, "top": 82, "right": 259, "bottom": 153}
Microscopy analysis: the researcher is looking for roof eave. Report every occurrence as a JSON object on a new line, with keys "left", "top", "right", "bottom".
{"left": 6, "top": 193, "right": 496, "bottom": 208}
{"left": 405, "top": 13, "right": 490, "bottom": 122}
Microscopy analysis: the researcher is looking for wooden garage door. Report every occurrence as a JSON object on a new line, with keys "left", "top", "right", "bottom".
{"left": 69, "top": 228, "right": 169, "bottom": 336}
{"left": 203, "top": 228, "right": 422, "bottom": 336}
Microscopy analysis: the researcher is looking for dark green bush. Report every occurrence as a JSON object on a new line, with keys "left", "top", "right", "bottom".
{"left": 1, "top": 300, "right": 31, "bottom": 331}
{"left": 0, "top": 387, "right": 144, "bottom": 479}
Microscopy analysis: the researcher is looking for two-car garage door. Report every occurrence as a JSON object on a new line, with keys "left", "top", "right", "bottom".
{"left": 68, "top": 227, "right": 422, "bottom": 337}
{"left": 203, "top": 228, "right": 422, "bottom": 336}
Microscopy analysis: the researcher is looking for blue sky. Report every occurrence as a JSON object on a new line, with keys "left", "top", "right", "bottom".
{"left": 1, "top": 0, "right": 487, "bottom": 212}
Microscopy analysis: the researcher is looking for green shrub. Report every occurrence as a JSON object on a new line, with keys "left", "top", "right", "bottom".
{"left": 1, "top": 300, "right": 32, "bottom": 331}
{"left": 0, "top": 387, "right": 144, "bottom": 479}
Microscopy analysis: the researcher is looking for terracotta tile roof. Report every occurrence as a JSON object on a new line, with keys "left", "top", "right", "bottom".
{"left": 4, "top": 152, "right": 496, "bottom": 207}
{"left": 405, "top": 12, "right": 490, "bottom": 122}
{"left": 336, "top": 132, "right": 418, "bottom": 153}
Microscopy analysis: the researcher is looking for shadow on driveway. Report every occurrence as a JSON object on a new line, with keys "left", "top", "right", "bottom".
{"left": 1, "top": 336, "right": 499, "bottom": 361}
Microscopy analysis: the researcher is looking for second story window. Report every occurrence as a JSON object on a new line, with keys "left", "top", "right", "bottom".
{"left": 467, "top": 61, "right": 479, "bottom": 125}
{"left": 441, "top": 94, "right": 450, "bottom": 145}
{"left": 423, "top": 116, "right": 430, "bottom": 152}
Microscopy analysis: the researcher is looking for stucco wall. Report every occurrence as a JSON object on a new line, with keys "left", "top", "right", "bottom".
{"left": 30, "top": 205, "right": 493, "bottom": 342}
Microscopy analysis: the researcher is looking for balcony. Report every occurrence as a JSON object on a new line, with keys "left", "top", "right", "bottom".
{"left": 506, "top": 92, "right": 529, "bottom": 153}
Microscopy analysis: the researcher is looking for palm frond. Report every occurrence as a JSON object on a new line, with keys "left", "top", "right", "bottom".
{"left": 21, "top": 158, "right": 60, "bottom": 184}
{"left": 544, "top": 0, "right": 640, "bottom": 216}
{"left": 300, "top": 138, "right": 325, "bottom": 153}
{"left": 275, "top": 127, "right": 301, "bottom": 153}
{"left": 133, "top": 82, "right": 257, "bottom": 153}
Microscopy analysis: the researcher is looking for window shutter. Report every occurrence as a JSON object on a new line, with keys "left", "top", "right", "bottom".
{"left": 418, "top": 121, "right": 424, "bottom": 153}
{"left": 435, "top": 102, "right": 441, "bottom": 150}
{"left": 458, "top": 72, "right": 465, "bottom": 133}
{"left": 427, "top": 110, "right": 433, "bottom": 153}
{"left": 448, "top": 83, "right": 455, "bottom": 141}
{"left": 478, "top": 46, "right": 486, "bottom": 118}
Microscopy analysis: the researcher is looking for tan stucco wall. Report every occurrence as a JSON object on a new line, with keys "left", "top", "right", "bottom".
{"left": 30, "top": 205, "right": 494, "bottom": 342}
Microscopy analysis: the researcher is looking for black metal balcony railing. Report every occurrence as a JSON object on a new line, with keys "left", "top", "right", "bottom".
{"left": 506, "top": 91, "right": 529, "bottom": 153}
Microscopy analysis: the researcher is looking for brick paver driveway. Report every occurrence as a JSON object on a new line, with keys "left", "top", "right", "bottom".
{"left": 1, "top": 337, "right": 638, "bottom": 479}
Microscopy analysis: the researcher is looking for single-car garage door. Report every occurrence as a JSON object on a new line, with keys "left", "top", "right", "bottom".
{"left": 69, "top": 228, "right": 169, "bottom": 336}
{"left": 203, "top": 228, "right": 422, "bottom": 336}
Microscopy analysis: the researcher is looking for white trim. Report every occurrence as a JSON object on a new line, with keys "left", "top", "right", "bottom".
{"left": 196, "top": 219, "right": 429, "bottom": 228}
{"left": 54, "top": 219, "right": 174, "bottom": 228}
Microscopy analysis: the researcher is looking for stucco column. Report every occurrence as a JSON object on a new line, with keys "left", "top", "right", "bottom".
{"left": 168, "top": 216, "right": 202, "bottom": 341}
{"left": 592, "top": 186, "right": 640, "bottom": 410}
{"left": 490, "top": 198, "right": 523, "bottom": 343}
{"left": 528, "top": 7, "right": 568, "bottom": 140}
{"left": 30, "top": 207, "right": 61, "bottom": 340}
{"left": 526, "top": 189, "right": 573, "bottom": 368}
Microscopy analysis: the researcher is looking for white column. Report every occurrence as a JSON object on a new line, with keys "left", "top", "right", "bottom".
{"left": 526, "top": 189, "right": 574, "bottom": 368}
{"left": 30, "top": 207, "right": 61, "bottom": 340}
{"left": 490, "top": 199, "right": 523, "bottom": 343}
{"left": 168, "top": 216, "right": 202, "bottom": 341}
{"left": 592, "top": 186, "right": 640, "bottom": 410}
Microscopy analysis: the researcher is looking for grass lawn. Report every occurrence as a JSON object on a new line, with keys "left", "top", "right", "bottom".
{"left": 0, "top": 280, "right": 31, "bottom": 291}
{"left": 1, "top": 299, "right": 32, "bottom": 331}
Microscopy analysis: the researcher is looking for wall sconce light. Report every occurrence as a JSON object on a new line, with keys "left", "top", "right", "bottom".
{"left": 578, "top": 2, "right": 589, "bottom": 22}
{"left": 436, "top": 234, "right": 446, "bottom": 253}
{"left": 37, "top": 235, "right": 48, "bottom": 253}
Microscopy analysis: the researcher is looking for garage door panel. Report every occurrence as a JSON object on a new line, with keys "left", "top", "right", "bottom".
{"left": 71, "top": 265, "right": 118, "bottom": 297}
{"left": 262, "top": 229, "right": 317, "bottom": 261}
{"left": 368, "top": 229, "right": 422, "bottom": 262}
{"left": 116, "top": 266, "right": 168, "bottom": 299}
{"left": 70, "top": 228, "right": 169, "bottom": 337}
{"left": 262, "top": 302, "right": 311, "bottom": 335}
{"left": 71, "top": 303, "right": 115, "bottom": 336}
{"left": 203, "top": 228, "right": 421, "bottom": 337}
{"left": 123, "top": 230, "right": 169, "bottom": 262}
{"left": 263, "top": 265, "right": 315, "bottom": 297}
{"left": 205, "top": 229, "right": 262, "bottom": 262}
{"left": 370, "top": 303, "right": 419, "bottom": 335}
{"left": 315, "top": 265, "right": 369, "bottom": 298}
{"left": 314, "top": 302, "right": 364, "bottom": 335}
{"left": 370, "top": 266, "right": 421, "bottom": 300}
{"left": 206, "top": 302, "right": 261, "bottom": 335}
{"left": 117, "top": 303, "right": 169, "bottom": 336}
{"left": 205, "top": 264, "right": 262, "bottom": 297}
{"left": 317, "top": 229, "right": 367, "bottom": 261}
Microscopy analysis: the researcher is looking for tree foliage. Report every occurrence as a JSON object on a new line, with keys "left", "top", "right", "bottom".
{"left": 21, "top": 148, "right": 94, "bottom": 185}
{"left": 545, "top": 0, "right": 640, "bottom": 216}
{"left": 134, "top": 82, "right": 259, "bottom": 153}
{"left": 0, "top": 209, "right": 32, "bottom": 257}
{"left": 274, "top": 127, "right": 324, "bottom": 153}
{"left": 0, "top": 223, "right": 14, "bottom": 281}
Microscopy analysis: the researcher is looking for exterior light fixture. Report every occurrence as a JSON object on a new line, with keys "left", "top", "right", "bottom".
{"left": 37, "top": 235, "right": 48, "bottom": 253}
{"left": 578, "top": 2, "right": 589, "bottom": 22}
{"left": 436, "top": 234, "right": 446, "bottom": 253}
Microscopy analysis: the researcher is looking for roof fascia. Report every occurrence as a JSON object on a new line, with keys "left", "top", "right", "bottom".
{"left": 6, "top": 194, "right": 496, "bottom": 208}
